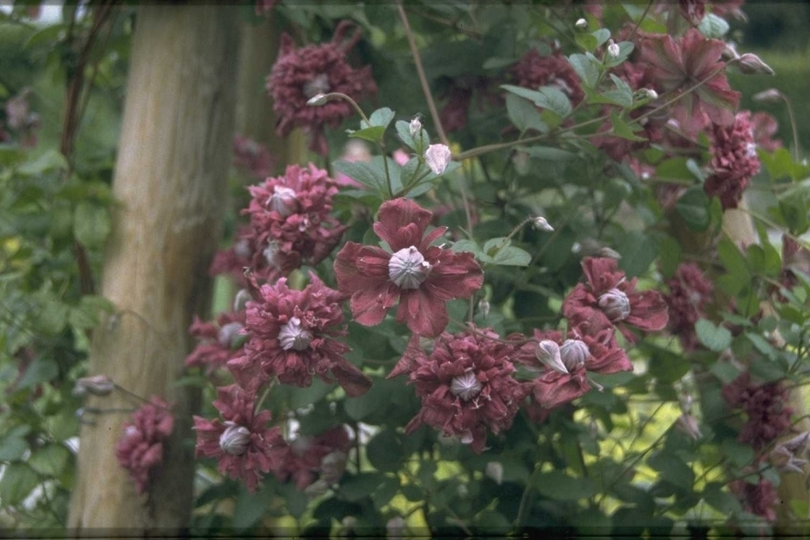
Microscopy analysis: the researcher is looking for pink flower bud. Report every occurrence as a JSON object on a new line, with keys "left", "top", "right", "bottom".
{"left": 738, "top": 53, "right": 775, "bottom": 76}
{"left": 607, "top": 39, "right": 620, "bottom": 58}
{"left": 425, "top": 144, "right": 452, "bottom": 175}
{"left": 535, "top": 340, "right": 567, "bottom": 374}
{"left": 532, "top": 216, "right": 554, "bottom": 232}
{"left": 73, "top": 375, "right": 115, "bottom": 397}
{"left": 409, "top": 116, "right": 422, "bottom": 138}
{"left": 675, "top": 414, "right": 702, "bottom": 441}
{"left": 752, "top": 88, "right": 783, "bottom": 103}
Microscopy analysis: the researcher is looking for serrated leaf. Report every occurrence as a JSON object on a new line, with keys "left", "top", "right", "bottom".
{"left": 695, "top": 319, "right": 732, "bottom": 352}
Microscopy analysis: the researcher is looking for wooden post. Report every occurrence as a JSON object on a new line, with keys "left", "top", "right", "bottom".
{"left": 68, "top": 5, "right": 239, "bottom": 532}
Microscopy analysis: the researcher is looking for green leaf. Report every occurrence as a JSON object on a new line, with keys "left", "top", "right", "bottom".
{"left": 505, "top": 94, "right": 547, "bottom": 134}
{"left": 233, "top": 485, "right": 275, "bottom": 528}
{"left": 610, "top": 112, "right": 646, "bottom": 141}
{"left": 568, "top": 53, "right": 599, "bottom": 88}
{"left": 17, "top": 149, "right": 68, "bottom": 176}
{"left": 348, "top": 125, "right": 386, "bottom": 142}
{"left": 0, "top": 436, "right": 28, "bottom": 461}
{"left": 333, "top": 159, "right": 386, "bottom": 192}
{"left": 703, "top": 482, "right": 742, "bottom": 515}
{"left": 339, "top": 472, "right": 385, "bottom": 502}
{"left": 493, "top": 246, "right": 532, "bottom": 266}
{"left": 288, "top": 378, "right": 333, "bottom": 410}
{"left": 575, "top": 33, "right": 598, "bottom": 52}
{"left": 343, "top": 377, "right": 390, "bottom": 421}
{"left": 648, "top": 452, "right": 694, "bottom": 490}
{"left": 73, "top": 202, "right": 111, "bottom": 249}
{"left": 592, "top": 28, "right": 611, "bottom": 48}
{"left": 617, "top": 231, "right": 658, "bottom": 278}
{"left": 16, "top": 357, "right": 59, "bottom": 390}
{"left": 675, "top": 187, "right": 711, "bottom": 231}
{"left": 500, "top": 85, "right": 572, "bottom": 118}
{"left": 24, "top": 23, "right": 66, "bottom": 50}
{"left": 721, "top": 438, "right": 754, "bottom": 467}
{"left": 779, "top": 194, "right": 808, "bottom": 234}
{"left": 395, "top": 121, "right": 429, "bottom": 154}
{"left": 695, "top": 319, "right": 732, "bottom": 352}
{"left": 451, "top": 239, "right": 482, "bottom": 256}
{"left": 534, "top": 470, "right": 596, "bottom": 500}
{"left": 603, "top": 42, "right": 634, "bottom": 68}
{"left": 482, "top": 57, "right": 516, "bottom": 70}
{"left": 28, "top": 444, "right": 71, "bottom": 477}
{"left": 698, "top": 13, "right": 729, "bottom": 39}
{"left": 372, "top": 475, "right": 400, "bottom": 510}
{"left": 367, "top": 107, "right": 395, "bottom": 129}
{"left": 367, "top": 431, "right": 406, "bottom": 473}
{"left": 0, "top": 464, "right": 40, "bottom": 506}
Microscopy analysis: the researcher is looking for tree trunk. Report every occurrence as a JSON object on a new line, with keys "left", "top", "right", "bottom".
{"left": 68, "top": 5, "right": 239, "bottom": 532}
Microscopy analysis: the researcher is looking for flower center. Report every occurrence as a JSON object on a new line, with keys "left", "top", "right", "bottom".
{"left": 450, "top": 371, "right": 482, "bottom": 401}
{"left": 597, "top": 288, "right": 631, "bottom": 322}
{"left": 303, "top": 73, "right": 331, "bottom": 99}
{"left": 278, "top": 316, "right": 313, "bottom": 351}
{"left": 560, "top": 339, "right": 590, "bottom": 371}
{"left": 219, "top": 423, "right": 251, "bottom": 456}
{"left": 388, "top": 246, "right": 432, "bottom": 289}
{"left": 267, "top": 185, "right": 297, "bottom": 217}
{"left": 218, "top": 322, "right": 244, "bottom": 347}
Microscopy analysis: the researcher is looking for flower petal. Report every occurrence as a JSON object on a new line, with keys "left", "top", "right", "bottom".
{"left": 372, "top": 198, "right": 433, "bottom": 251}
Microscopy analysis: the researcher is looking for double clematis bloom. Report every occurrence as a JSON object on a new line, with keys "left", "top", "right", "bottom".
{"left": 516, "top": 328, "right": 632, "bottom": 412}
{"left": 227, "top": 274, "right": 372, "bottom": 397}
{"left": 704, "top": 110, "right": 760, "bottom": 210}
{"left": 512, "top": 48, "right": 584, "bottom": 107}
{"left": 389, "top": 328, "right": 524, "bottom": 453}
{"left": 266, "top": 20, "right": 377, "bottom": 155}
{"left": 334, "top": 198, "right": 483, "bottom": 337}
{"left": 243, "top": 164, "right": 346, "bottom": 282}
{"left": 193, "top": 385, "right": 288, "bottom": 493}
{"left": 185, "top": 310, "right": 247, "bottom": 375}
{"left": 639, "top": 28, "right": 740, "bottom": 134}
{"left": 115, "top": 398, "right": 174, "bottom": 494}
{"left": 722, "top": 371, "right": 793, "bottom": 451}
{"left": 563, "top": 257, "right": 669, "bottom": 342}
{"left": 273, "top": 425, "right": 351, "bottom": 491}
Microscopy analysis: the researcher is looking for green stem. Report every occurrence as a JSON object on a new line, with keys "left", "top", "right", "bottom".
{"left": 782, "top": 95, "right": 801, "bottom": 160}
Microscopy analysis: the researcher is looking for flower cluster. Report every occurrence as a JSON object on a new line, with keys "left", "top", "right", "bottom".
{"left": 704, "top": 111, "right": 761, "bottom": 210}
{"left": 664, "top": 263, "right": 713, "bottom": 351}
{"left": 730, "top": 474, "right": 779, "bottom": 522}
{"left": 266, "top": 20, "right": 377, "bottom": 154}
{"left": 185, "top": 310, "right": 247, "bottom": 375}
{"left": 722, "top": 371, "right": 793, "bottom": 451}
{"left": 273, "top": 426, "right": 351, "bottom": 492}
{"left": 240, "top": 164, "right": 346, "bottom": 282}
{"left": 193, "top": 385, "right": 287, "bottom": 492}
{"left": 389, "top": 329, "right": 524, "bottom": 453}
{"left": 115, "top": 398, "right": 174, "bottom": 494}
{"left": 228, "top": 274, "right": 371, "bottom": 397}
{"left": 335, "top": 198, "right": 483, "bottom": 337}
{"left": 563, "top": 257, "right": 669, "bottom": 342}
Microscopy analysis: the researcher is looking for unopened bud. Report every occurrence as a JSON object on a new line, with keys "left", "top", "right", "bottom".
{"left": 637, "top": 88, "right": 658, "bottom": 100}
{"left": 303, "top": 478, "right": 331, "bottom": 498}
{"left": 675, "top": 414, "right": 702, "bottom": 441}
{"left": 409, "top": 116, "right": 422, "bottom": 138}
{"left": 598, "top": 288, "right": 631, "bottom": 321}
{"left": 306, "top": 93, "right": 328, "bottom": 106}
{"left": 607, "top": 39, "right": 620, "bottom": 58}
{"left": 679, "top": 393, "right": 694, "bottom": 414}
{"left": 783, "top": 431, "right": 810, "bottom": 455}
{"left": 575, "top": 18, "right": 587, "bottom": 30}
{"left": 424, "top": 144, "right": 452, "bottom": 175}
{"left": 721, "top": 43, "right": 740, "bottom": 61}
{"left": 535, "top": 340, "right": 567, "bottom": 374}
{"left": 219, "top": 423, "right": 251, "bottom": 455}
{"left": 596, "top": 247, "right": 621, "bottom": 260}
{"left": 738, "top": 53, "right": 775, "bottom": 76}
{"left": 320, "top": 450, "right": 348, "bottom": 485}
{"left": 560, "top": 339, "right": 590, "bottom": 371}
{"left": 532, "top": 216, "right": 554, "bottom": 232}
{"left": 770, "top": 444, "right": 807, "bottom": 474}
{"left": 485, "top": 462, "right": 504, "bottom": 485}
{"left": 73, "top": 375, "right": 115, "bottom": 397}
{"left": 753, "top": 88, "right": 783, "bottom": 103}
{"left": 478, "top": 299, "right": 490, "bottom": 319}
{"left": 233, "top": 289, "right": 252, "bottom": 312}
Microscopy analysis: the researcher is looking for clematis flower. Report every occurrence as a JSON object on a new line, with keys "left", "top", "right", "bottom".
{"left": 185, "top": 310, "right": 247, "bottom": 375}
{"left": 730, "top": 474, "right": 778, "bottom": 522}
{"left": 704, "top": 110, "right": 760, "bottom": 209}
{"left": 639, "top": 28, "right": 740, "bottom": 134}
{"left": 243, "top": 164, "right": 346, "bottom": 282}
{"left": 516, "top": 328, "right": 632, "bottom": 412}
{"left": 664, "top": 263, "right": 713, "bottom": 351}
{"left": 388, "top": 328, "right": 525, "bottom": 453}
{"left": 193, "top": 385, "right": 287, "bottom": 493}
{"left": 115, "top": 398, "right": 174, "bottom": 494}
{"left": 273, "top": 426, "right": 351, "bottom": 490}
{"left": 227, "top": 274, "right": 372, "bottom": 397}
{"left": 266, "top": 20, "right": 377, "bottom": 155}
{"left": 334, "top": 198, "right": 483, "bottom": 337}
{"left": 511, "top": 48, "right": 584, "bottom": 107}
{"left": 562, "top": 257, "right": 669, "bottom": 342}
{"left": 722, "top": 371, "right": 793, "bottom": 451}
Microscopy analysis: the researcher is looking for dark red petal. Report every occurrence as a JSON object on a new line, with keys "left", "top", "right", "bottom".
{"left": 349, "top": 279, "right": 399, "bottom": 327}
{"left": 396, "top": 288, "right": 449, "bottom": 337}
{"left": 373, "top": 198, "right": 433, "bottom": 251}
